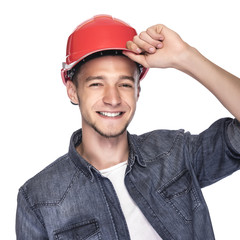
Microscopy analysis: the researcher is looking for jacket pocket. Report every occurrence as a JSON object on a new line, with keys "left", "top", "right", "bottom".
{"left": 157, "top": 169, "right": 200, "bottom": 222}
{"left": 54, "top": 219, "right": 101, "bottom": 240}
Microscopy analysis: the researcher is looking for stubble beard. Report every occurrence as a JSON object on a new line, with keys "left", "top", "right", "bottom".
{"left": 86, "top": 118, "right": 129, "bottom": 139}
{"left": 77, "top": 94, "right": 133, "bottom": 139}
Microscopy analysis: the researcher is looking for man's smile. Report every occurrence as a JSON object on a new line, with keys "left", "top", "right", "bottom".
{"left": 97, "top": 111, "right": 124, "bottom": 118}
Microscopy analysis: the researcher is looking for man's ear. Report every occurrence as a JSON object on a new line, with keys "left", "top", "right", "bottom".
{"left": 66, "top": 80, "right": 79, "bottom": 105}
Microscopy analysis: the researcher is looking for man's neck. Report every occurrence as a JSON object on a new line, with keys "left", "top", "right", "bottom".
{"left": 76, "top": 128, "right": 129, "bottom": 170}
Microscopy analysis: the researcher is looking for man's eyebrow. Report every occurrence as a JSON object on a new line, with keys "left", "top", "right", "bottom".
{"left": 85, "top": 76, "right": 104, "bottom": 82}
{"left": 119, "top": 75, "right": 135, "bottom": 82}
{"left": 85, "top": 75, "right": 135, "bottom": 82}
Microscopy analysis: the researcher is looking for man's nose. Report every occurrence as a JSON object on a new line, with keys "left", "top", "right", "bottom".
{"left": 103, "top": 86, "right": 121, "bottom": 106}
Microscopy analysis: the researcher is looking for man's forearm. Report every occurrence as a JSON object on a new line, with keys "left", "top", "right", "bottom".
{"left": 177, "top": 46, "right": 240, "bottom": 121}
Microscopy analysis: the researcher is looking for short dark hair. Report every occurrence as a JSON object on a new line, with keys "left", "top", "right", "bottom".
{"left": 67, "top": 50, "right": 143, "bottom": 87}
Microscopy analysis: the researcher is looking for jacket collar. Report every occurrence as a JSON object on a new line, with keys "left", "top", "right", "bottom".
{"left": 68, "top": 129, "right": 146, "bottom": 181}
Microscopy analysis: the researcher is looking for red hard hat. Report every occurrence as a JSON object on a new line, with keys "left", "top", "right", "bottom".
{"left": 61, "top": 15, "right": 148, "bottom": 85}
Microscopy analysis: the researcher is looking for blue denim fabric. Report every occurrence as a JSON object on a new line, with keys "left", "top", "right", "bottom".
{"left": 16, "top": 118, "right": 240, "bottom": 240}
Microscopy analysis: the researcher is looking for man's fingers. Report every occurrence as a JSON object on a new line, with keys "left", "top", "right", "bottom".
{"left": 127, "top": 25, "right": 165, "bottom": 54}
{"left": 130, "top": 35, "right": 157, "bottom": 54}
{"left": 122, "top": 51, "right": 149, "bottom": 68}
{"left": 126, "top": 40, "right": 142, "bottom": 54}
{"left": 138, "top": 31, "right": 163, "bottom": 51}
{"left": 146, "top": 25, "right": 165, "bottom": 41}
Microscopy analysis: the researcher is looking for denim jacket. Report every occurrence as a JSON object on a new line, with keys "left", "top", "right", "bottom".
{"left": 16, "top": 118, "right": 240, "bottom": 240}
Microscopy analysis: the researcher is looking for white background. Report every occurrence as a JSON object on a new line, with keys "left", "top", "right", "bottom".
{"left": 1, "top": 0, "right": 240, "bottom": 239}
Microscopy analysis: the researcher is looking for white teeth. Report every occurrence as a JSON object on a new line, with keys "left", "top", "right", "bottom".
{"left": 99, "top": 112, "right": 122, "bottom": 117}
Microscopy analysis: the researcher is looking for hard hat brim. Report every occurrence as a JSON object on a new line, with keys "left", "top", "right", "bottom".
{"left": 61, "top": 48, "right": 149, "bottom": 85}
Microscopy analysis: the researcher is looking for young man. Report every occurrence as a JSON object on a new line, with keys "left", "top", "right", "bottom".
{"left": 16, "top": 15, "right": 240, "bottom": 240}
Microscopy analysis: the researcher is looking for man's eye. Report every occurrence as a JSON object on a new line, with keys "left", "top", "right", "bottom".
{"left": 89, "top": 83, "right": 102, "bottom": 87}
{"left": 121, "top": 84, "right": 133, "bottom": 88}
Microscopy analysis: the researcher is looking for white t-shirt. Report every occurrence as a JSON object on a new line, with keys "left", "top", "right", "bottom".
{"left": 100, "top": 161, "right": 163, "bottom": 240}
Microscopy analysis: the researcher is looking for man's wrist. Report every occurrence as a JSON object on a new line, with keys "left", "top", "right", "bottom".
{"left": 173, "top": 45, "right": 199, "bottom": 71}
{"left": 173, "top": 45, "right": 207, "bottom": 82}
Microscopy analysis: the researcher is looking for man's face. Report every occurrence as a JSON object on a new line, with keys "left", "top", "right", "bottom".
{"left": 68, "top": 55, "right": 140, "bottom": 138}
